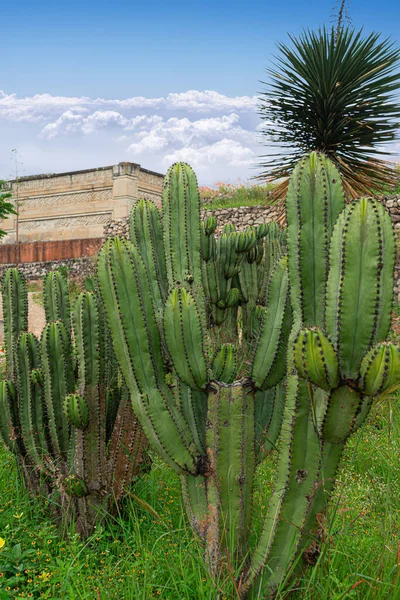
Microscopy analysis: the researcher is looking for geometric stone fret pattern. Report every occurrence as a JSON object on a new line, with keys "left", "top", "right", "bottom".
{"left": 19, "top": 213, "right": 112, "bottom": 231}
{"left": 19, "top": 188, "right": 113, "bottom": 211}
{"left": 15, "top": 169, "right": 113, "bottom": 193}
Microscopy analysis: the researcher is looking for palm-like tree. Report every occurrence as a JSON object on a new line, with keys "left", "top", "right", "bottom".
{"left": 259, "top": 28, "right": 400, "bottom": 200}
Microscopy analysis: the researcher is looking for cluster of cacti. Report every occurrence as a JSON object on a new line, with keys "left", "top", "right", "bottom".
{"left": 97, "top": 155, "right": 400, "bottom": 598}
{"left": 1, "top": 151, "right": 398, "bottom": 596}
{"left": 200, "top": 214, "right": 286, "bottom": 341}
{"left": 0, "top": 270, "right": 149, "bottom": 536}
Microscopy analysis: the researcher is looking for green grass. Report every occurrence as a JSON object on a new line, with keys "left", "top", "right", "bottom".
{"left": 1, "top": 394, "right": 399, "bottom": 599}
{"left": 201, "top": 182, "right": 277, "bottom": 211}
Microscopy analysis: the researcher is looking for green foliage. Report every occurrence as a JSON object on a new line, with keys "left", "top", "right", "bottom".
{"left": 0, "top": 269, "right": 149, "bottom": 537}
{"left": 1, "top": 153, "right": 398, "bottom": 598}
{"left": 201, "top": 181, "right": 278, "bottom": 210}
{"left": 1, "top": 401, "right": 400, "bottom": 600}
{"left": 0, "top": 180, "right": 16, "bottom": 239}
{"left": 99, "top": 155, "right": 398, "bottom": 599}
{"left": 260, "top": 28, "right": 400, "bottom": 198}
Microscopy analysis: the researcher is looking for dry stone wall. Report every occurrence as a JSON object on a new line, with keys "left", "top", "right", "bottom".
{"left": 2, "top": 195, "right": 400, "bottom": 302}
{"left": 103, "top": 195, "right": 400, "bottom": 302}
{"left": 0, "top": 256, "right": 96, "bottom": 281}
{"left": 380, "top": 195, "right": 400, "bottom": 301}
{"left": 103, "top": 203, "right": 280, "bottom": 239}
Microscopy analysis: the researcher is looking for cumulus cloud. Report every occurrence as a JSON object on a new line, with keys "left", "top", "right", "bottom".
{"left": 125, "top": 114, "right": 248, "bottom": 154}
{"left": 0, "top": 89, "right": 257, "bottom": 124}
{"left": 164, "top": 139, "right": 255, "bottom": 171}
{"left": 0, "top": 88, "right": 262, "bottom": 183}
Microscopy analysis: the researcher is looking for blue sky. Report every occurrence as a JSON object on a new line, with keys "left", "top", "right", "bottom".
{"left": 1, "top": 0, "right": 399, "bottom": 184}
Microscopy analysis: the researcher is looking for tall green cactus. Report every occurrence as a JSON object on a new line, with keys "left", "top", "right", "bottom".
{"left": 98, "top": 162, "right": 291, "bottom": 578}
{"left": 0, "top": 270, "right": 149, "bottom": 536}
{"left": 240, "top": 153, "right": 398, "bottom": 599}
{"left": 2, "top": 268, "right": 28, "bottom": 381}
{"left": 99, "top": 157, "right": 399, "bottom": 598}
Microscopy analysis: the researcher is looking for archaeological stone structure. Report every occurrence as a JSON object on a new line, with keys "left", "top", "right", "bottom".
{"left": 0, "top": 162, "right": 163, "bottom": 261}
{"left": 1, "top": 164, "right": 400, "bottom": 302}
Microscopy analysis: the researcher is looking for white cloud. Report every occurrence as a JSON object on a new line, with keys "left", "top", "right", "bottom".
{"left": 0, "top": 87, "right": 274, "bottom": 183}
{"left": 0, "top": 89, "right": 256, "bottom": 124}
{"left": 164, "top": 139, "right": 255, "bottom": 170}
{"left": 126, "top": 114, "right": 249, "bottom": 154}
{"left": 39, "top": 111, "right": 85, "bottom": 139}
{"left": 164, "top": 90, "right": 257, "bottom": 112}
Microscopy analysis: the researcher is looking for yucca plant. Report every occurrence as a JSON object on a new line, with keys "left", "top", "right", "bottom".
{"left": 259, "top": 27, "right": 400, "bottom": 204}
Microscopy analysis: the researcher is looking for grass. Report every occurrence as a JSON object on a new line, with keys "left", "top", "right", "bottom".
{"left": 199, "top": 165, "right": 400, "bottom": 211}
{"left": 200, "top": 181, "right": 278, "bottom": 211}
{"left": 1, "top": 314, "right": 400, "bottom": 599}
{"left": 1, "top": 394, "right": 399, "bottom": 599}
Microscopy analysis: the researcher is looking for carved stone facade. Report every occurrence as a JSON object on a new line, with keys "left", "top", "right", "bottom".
{"left": 0, "top": 162, "right": 164, "bottom": 244}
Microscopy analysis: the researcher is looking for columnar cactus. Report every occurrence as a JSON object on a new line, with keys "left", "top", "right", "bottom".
{"left": 240, "top": 153, "right": 399, "bottom": 598}
{"left": 98, "top": 162, "right": 291, "bottom": 578}
{"left": 0, "top": 270, "right": 149, "bottom": 536}
{"left": 99, "top": 156, "right": 399, "bottom": 598}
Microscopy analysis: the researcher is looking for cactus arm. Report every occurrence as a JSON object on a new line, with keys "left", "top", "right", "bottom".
{"left": 0, "top": 381, "right": 18, "bottom": 453}
{"left": 216, "top": 383, "right": 255, "bottom": 563}
{"left": 204, "top": 382, "right": 256, "bottom": 568}
{"left": 178, "top": 383, "right": 207, "bottom": 453}
{"left": 16, "top": 333, "right": 48, "bottom": 467}
{"left": 41, "top": 322, "right": 72, "bottom": 458}
{"left": 321, "top": 385, "right": 363, "bottom": 444}
{"left": 251, "top": 256, "right": 290, "bottom": 389}
{"left": 294, "top": 328, "right": 340, "bottom": 392}
{"left": 286, "top": 153, "right": 344, "bottom": 329}
{"left": 326, "top": 199, "right": 393, "bottom": 379}
{"left": 360, "top": 343, "right": 400, "bottom": 396}
{"left": 242, "top": 377, "right": 321, "bottom": 598}
{"left": 98, "top": 239, "right": 199, "bottom": 474}
{"left": 254, "top": 383, "right": 286, "bottom": 461}
{"left": 299, "top": 440, "right": 344, "bottom": 562}
{"left": 181, "top": 474, "right": 209, "bottom": 539}
{"left": 72, "top": 293, "right": 107, "bottom": 493}
{"left": 206, "top": 260, "right": 220, "bottom": 306}
{"left": 130, "top": 199, "right": 167, "bottom": 309}
{"left": 43, "top": 271, "right": 71, "bottom": 333}
{"left": 374, "top": 203, "right": 396, "bottom": 341}
{"left": 164, "top": 288, "right": 208, "bottom": 391}
{"left": 212, "top": 344, "right": 237, "bottom": 384}
{"left": 163, "top": 163, "right": 202, "bottom": 288}
{"left": 1, "top": 268, "right": 28, "bottom": 380}
{"left": 98, "top": 238, "right": 166, "bottom": 395}
{"left": 73, "top": 293, "right": 100, "bottom": 387}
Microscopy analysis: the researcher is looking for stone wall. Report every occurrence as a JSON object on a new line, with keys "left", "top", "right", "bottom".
{"left": 0, "top": 238, "right": 102, "bottom": 264}
{"left": 103, "top": 195, "right": 400, "bottom": 301}
{"left": 0, "top": 256, "right": 96, "bottom": 281}
{"left": 103, "top": 203, "right": 280, "bottom": 239}
{"left": 0, "top": 162, "right": 163, "bottom": 244}
{"left": 2, "top": 195, "right": 400, "bottom": 301}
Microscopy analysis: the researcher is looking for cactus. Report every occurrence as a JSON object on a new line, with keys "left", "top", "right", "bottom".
{"left": 99, "top": 156, "right": 399, "bottom": 598}
{"left": 2, "top": 268, "right": 28, "bottom": 381}
{"left": 0, "top": 271, "right": 149, "bottom": 537}
{"left": 98, "top": 162, "right": 290, "bottom": 579}
{"left": 239, "top": 153, "right": 398, "bottom": 598}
